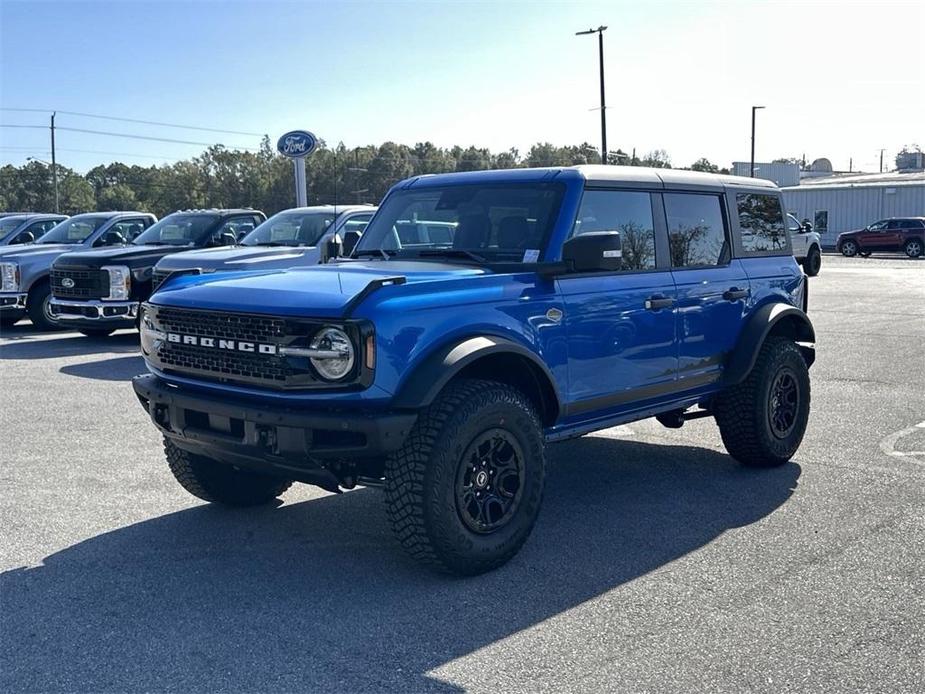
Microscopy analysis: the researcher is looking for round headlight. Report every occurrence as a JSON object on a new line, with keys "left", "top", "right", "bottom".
{"left": 309, "top": 327, "right": 355, "bottom": 381}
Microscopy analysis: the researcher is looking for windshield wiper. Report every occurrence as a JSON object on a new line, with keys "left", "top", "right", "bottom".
{"left": 353, "top": 248, "right": 397, "bottom": 260}
{"left": 416, "top": 249, "right": 488, "bottom": 264}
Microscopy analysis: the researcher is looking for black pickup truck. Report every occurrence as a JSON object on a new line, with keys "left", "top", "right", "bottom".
{"left": 49, "top": 208, "right": 265, "bottom": 336}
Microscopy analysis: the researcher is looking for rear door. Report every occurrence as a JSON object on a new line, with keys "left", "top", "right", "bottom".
{"left": 884, "top": 220, "right": 906, "bottom": 250}
{"left": 666, "top": 191, "right": 750, "bottom": 387}
{"left": 558, "top": 188, "right": 678, "bottom": 412}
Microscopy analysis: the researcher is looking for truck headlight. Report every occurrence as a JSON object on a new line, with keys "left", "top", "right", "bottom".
{"left": 1, "top": 263, "right": 20, "bottom": 292}
{"left": 304, "top": 326, "right": 355, "bottom": 381}
{"left": 103, "top": 265, "right": 131, "bottom": 300}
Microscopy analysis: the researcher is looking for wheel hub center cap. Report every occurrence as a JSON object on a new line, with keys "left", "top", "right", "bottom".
{"left": 474, "top": 470, "right": 490, "bottom": 488}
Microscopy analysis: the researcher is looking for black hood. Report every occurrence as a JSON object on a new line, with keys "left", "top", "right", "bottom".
{"left": 54, "top": 244, "right": 195, "bottom": 271}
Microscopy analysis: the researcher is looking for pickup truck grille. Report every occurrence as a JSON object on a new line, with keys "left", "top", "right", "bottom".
{"left": 151, "top": 270, "right": 168, "bottom": 292}
{"left": 51, "top": 267, "right": 108, "bottom": 299}
{"left": 146, "top": 306, "right": 317, "bottom": 388}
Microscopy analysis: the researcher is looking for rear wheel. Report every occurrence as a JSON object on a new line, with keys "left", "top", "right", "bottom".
{"left": 904, "top": 238, "right": 923, "bottom": 258}
{"left": 840, "top": 240, "right": 858, "bottom": 257}
{"left": 78, "top": 328, "right": 115, "bottom": 337}
{"left": 714, "top": 337, "right": 810, "bottom": 467}
{"left": 802, "top": 245, "right": 821, "bottom": 276}
{"left": 26, "top": 281, "right": 60, "bottom": 331}
{"left": 164, "top": 438, "right": 292, "bottom": 506}
{"left": 385, "top": 379, "right": 545, "bottom": 575}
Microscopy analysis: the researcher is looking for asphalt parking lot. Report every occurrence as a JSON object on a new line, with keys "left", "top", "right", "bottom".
{"left": 1, "top": 254, "right": 923, "bottom": 693}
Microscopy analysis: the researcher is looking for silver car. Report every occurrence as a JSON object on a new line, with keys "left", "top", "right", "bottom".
{"left": 0, "top": 211, "right": 156, "bottom": 329}
{"left": 0, "top": 214, "right": 68, "bottom": 246}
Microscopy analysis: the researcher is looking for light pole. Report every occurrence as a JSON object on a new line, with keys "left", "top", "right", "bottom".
{"left": 750, "top": 105, "right": 765, "bottom": 177}
{"left": 576, "top": 26, "right": 608, "bottom": 164}
{"left": 27, "top": 156, "right": 59, "bottom": 212}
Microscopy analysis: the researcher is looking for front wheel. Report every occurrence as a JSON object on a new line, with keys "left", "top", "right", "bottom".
{"left": 714, "top": 337, "right": 810, "bottom": 467}
{"left": 164, "top": 438, "right": 292, "bottom": 506}
{"left": 905, "top": 239, "right": 923, "bottom": 258}
{"left": 840, "top": 240, "right": 858, "bottom": 257}
{"left": 802, "top": 245, "right": 821, "bottom": 276}
{"left": 26, "top": 282, "right": 60, "bottom": 331}
{"left": 385, "top": 379, "right": 546, "bottom": 575}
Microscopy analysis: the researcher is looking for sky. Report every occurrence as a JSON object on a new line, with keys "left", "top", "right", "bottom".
{"left": 1, "top": 0, "right": 923, "bottom": 174}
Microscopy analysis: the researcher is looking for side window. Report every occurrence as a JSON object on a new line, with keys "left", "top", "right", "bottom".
{"left": 887, "top": 220, "right": 903, "bottom": 230}
{"left": 110, "top": 219, "right": 147, "bottom": 241}
{"left": 868, "top": 220, "right": 888, "bottom": 231}
{"left": 736, "top": 193, "right": 787, "bottom": 253}
{"left": 664, "top": 193, "right": 728, "bottom": 268}
{"left": 814, "top": 211, "right": 828, "bottom": 234}
{"left": 571, "top": 190, "right": 656, "bottom": 271}
{"left": 220, "top": 215, "right": 262, "bottom": 239}
{"left": 342, "top": 214, "right": 373, "bottom": 235}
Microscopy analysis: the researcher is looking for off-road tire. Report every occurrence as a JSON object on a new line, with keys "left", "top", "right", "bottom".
{"left": 840, "top": 241, "right": 858, "bottom": 257}
{"left": 803, "top": 245, "right": 821, "bottom": 276}
{"left": 904, "top": 238, "right": 923, "bottom": 258}
{"left": 78, "top": 328, "right": 115, "bottom": 337}
{"left": 714, "top": 337, "right": 810, "bottom": 468}
{"left": 164, "top": 437, "right": 292, "bottom": 506}
{"left": 26, "top": 281, "right": 59, "bottom": 331}
{"left": 384, "top": 379, "right": 545, "bottom": 575}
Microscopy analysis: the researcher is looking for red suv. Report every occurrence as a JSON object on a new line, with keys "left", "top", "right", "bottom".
{"left": 837, "top": 217, "right": 925, "bottom": 258}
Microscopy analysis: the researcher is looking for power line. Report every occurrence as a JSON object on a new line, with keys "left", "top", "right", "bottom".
{"left": 54, "top": 126, "right": 257, "bottom": 149}
{"left": 0, "top": 107, "right": 265, "bottom": 137}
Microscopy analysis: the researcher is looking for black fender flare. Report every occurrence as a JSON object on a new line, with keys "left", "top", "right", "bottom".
{"left": 391, "top": 335, "right": 562, "bottom": 414}
{"left": 723, "top": 303, "right": 815, "bottom": 385}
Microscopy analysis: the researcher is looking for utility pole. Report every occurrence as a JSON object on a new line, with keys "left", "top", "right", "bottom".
{"left": 879, "top": 148, "right": 885, "bottom": 173}
{"left": 50, "top": 112, "right": 59, "bottom": 213}
{"left": 576, "top": 26, "right": 608, "bottom": 164}
{"left": 750, "top": 106, "right": 765, "bottom": 177}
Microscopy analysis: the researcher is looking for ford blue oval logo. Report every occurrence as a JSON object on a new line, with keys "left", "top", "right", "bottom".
{"left": 276, "top": 130, "right": 318, "bottom": 158}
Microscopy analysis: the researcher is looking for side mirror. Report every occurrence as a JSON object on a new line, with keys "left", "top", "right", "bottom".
{"left": 13, "top": 230, "right": 35, "bottom": 245}
{"left": 323, "top": 233, "right": 343, "bottom": 263}
{"left": 214, "top": 231, "right": 237, "bottom": 246}
{"left": 103, "top": 230, "right": 126, "bottom": 245}
{"left": 342, "top": 230, "right": 361, "bottom": 256}
{"left": 562, "top": 231, "right": 622, "bottom": 272}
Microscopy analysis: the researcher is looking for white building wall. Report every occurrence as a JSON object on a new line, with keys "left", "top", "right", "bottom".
{"left": 781, "top": 184, "right": 925, "bottom": 247}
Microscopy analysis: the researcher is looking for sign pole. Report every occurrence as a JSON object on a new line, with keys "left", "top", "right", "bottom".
{"left": 293, "top": 158, "right": 308, "bottom": 206}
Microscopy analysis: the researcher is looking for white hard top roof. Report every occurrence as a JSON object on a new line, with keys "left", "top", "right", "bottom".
{"left": 573, "top": 165, "right": 778, "bottom": 189}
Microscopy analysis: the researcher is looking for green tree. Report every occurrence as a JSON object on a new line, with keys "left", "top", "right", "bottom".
{"left": 691, "top": 158, "right": 719, "bottom": 173}
{"left": 640, "top": 150, "right": 671, "bottom": 168}
{"left": 97, "top": 184, "right": 139, "bottom": 211}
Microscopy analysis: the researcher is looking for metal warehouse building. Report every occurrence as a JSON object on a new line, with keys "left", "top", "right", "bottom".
{"left": 781, "top": 171, "right": 925, "bottom": 248}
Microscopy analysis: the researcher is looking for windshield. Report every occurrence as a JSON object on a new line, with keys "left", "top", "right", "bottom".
{"left": 38, "top": 216, "right": 108, "bottom": 244}
{"left": 353, "top": 183, "right": 565, "bottom": 263}
{"left": 241, "top": 210, "right": 336, "bottom": 247}
{"left": 133, "top": 213, "right": 219, "bottom": 246}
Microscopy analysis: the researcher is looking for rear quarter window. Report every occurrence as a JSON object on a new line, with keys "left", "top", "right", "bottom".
{"left": 736, "top": 193, "right": 789, "bottom": 255}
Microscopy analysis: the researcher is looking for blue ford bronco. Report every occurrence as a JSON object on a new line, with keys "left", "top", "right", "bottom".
{"left": 133, "top": 166, "right": 814, "bottom": 575}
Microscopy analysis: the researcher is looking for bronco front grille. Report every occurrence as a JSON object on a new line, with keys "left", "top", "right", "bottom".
{"left": 51, "top": 267, "right": 108, "bottom": 299}
{"left": 144, "top": 305, "right": 370, "bottom": 390}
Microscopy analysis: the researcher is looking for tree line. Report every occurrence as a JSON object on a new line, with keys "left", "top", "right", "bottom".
{"left": 0, "top": 137, "right": 728, "bottom": 217}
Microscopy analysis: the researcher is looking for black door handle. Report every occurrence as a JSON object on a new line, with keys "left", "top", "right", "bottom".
{"left": 645, "top": 295, "right": 675, "bottom": 310}
{"left": 723, "top": 287, "right": 749, "bottom": 301}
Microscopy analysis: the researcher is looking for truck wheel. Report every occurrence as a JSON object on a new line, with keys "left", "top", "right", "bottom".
{"left": 78, "top": 328, "right": 115, "bottom": 337}
{"left": 26, "top": 281, "right": 60, "bottom": 331}
{"left": 803, "top": 245, "right": 821, "bottom": 276}
{"left": 164, "top": 438, "right": 292, "bottom": 506}
{"left": 904, "top": 239, "right": 923, "bottom": 258}
{"left": 840, "top": 241, "right": 857, "bottom": 257}
{"left": 385, "top": 379, "right": 546, "bottom": 575}
{"left": 714, "top": 337, "right": 810, "bottom": 468}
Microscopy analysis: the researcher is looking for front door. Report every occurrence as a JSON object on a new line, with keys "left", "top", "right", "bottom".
{"left": 665, "top": 191, "right": 750, "bottom": 387}
{"left": 558, "top": 189, "right": 677, "bottom": 414}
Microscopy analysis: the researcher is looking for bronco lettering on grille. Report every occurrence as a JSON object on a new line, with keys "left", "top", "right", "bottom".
{"left": 166, "top": 332, "right": 278, "bottom": 355}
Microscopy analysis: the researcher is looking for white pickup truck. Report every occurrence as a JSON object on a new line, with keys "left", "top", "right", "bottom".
{"left": 788, "top": 214, "right": 822, "bottom": 276}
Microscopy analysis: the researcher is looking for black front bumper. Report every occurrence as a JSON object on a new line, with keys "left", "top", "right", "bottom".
{"left": 132, "top": 374, "right": 417, "bottom": 483}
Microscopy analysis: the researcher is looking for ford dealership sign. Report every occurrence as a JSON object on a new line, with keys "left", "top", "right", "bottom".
{"left": 277, "top": 130, "right": 318, "bottom": 158}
